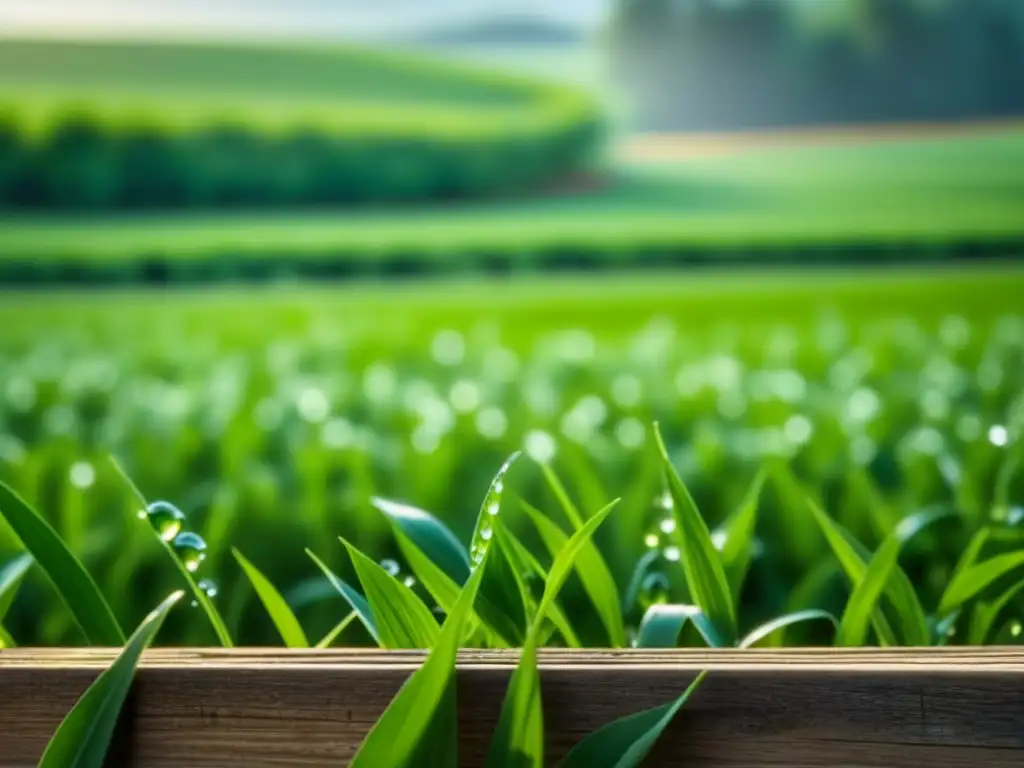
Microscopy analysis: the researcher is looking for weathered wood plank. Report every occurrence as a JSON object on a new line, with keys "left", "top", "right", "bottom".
{"left": 2, "top": 649, "right": 1023, "bottom": 767}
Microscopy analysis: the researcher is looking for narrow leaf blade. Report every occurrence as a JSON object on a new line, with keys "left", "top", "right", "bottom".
{"left": 306, "top": 549, "right": 381, "bottom": 646}
{"left": 0, "top": 481, "right": 123, "bottom": 646}
{"left": 39, "top": 591, "right": 183, "bottom": 768}
{"left": 654, "top": 424, "right": 737, "bottom": 644}
{"left": 232, "top": 548, "right": 309, "bottom": 648}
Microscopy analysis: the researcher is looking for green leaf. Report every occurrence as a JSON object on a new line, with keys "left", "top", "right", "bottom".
{"left": 653, "top": 424, "right": 737, "bottom": 645}
{"left": 540, "top": 465, "right": 627, "bottom": 648}
{"left": 637, "top": 604, "right": 726, "bottom": 649}
{"left": 939, "top": 551, "right": 1024, "bottom": 616}
{"left": 805, "top": 493, "right": 931, "bottom": 646}
{"left": 0, "top": 480, "right": 124, "bottom": 646}
{"left": 315, "top": 611, "right": 358, "bottom": 649}
{"left": 350, "top": 453, "right": 518, "bottom": 768}
{"left": 232, "top": 548, "right": 309, "bottom": 648}
{"left": 372, "top": 497, "right": 470, "bottom": 585}
{"left": 969, "top": 577, "right": 1024, "bottom": 644}
{"left": 111, "top": 458, "right": 232, "bottom": 647}
{"left": 0, "top": 552, "right": 32, "bottom": 620}
{"left": 306, "top": 549, "right": 381, "bottom": 646}
{"left": 342, "top": 537, "right": 440, "bottom": 650}
{"left": 740, "top": 610, "right": 837, "bottom": 649}
{"left": 560, "top": 672, "right": 707, "bottom": 768}
{"left": 716, "top": 471, "right": 765, "bottom": 603}
{"left": 488, "top": 500, "right": 619, "bottom": 768}
{"left": 837, "top": 507, "right": 952, "bottom": 647}
{"left": 38, "top": 590, "right": 183, "bottom": 768}
{"left": 389, "top": 512, "right": 517, "bottom": 647}
{"left": 494, "top": 524, "right": 581, "bottom": 648}
{"left": 0, "top": 624, "right": 14, "bottom": 648}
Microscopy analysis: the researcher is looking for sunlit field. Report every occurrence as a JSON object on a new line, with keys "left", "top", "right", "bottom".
{"left": 1, "top": 266, "right": 1021, "bottom": 647}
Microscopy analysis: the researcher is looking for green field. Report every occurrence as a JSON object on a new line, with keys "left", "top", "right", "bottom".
{"left": 1, "top": 266, "right": 1022, "bottom": 647}
{"left": 2, "top": 129, "right": 1022, "bottom": 277}
{"left": 0, "top": 39, "right": 601, "bottom": 210}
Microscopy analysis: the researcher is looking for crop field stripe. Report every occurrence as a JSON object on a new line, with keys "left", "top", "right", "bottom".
{"left": 4, "top": 649, "right": 1024, "bottom": 767}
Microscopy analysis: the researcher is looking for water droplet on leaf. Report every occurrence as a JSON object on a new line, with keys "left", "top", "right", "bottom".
{"left": 172, "top": 531, "right": 207, "bottom": 572}
{"left": 146, "top": 501, "right": 186, "bottom": 542}
{"left": 380, "top": 558, "right": 400, "bottom": 577}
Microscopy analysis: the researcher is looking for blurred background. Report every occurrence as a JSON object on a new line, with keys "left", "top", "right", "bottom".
{"left": 0, "top": 0, "right": 1022, "bottom": 647}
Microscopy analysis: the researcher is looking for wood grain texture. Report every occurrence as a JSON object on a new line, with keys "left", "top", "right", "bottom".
{"left": 2, "top": 648, "right": 1024, "bottom": 767}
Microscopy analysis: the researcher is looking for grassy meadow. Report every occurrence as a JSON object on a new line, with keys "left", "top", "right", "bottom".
{"left": 1, "top": 266, "right": 1022, "bottom": 648}
{"left": 0, "top": 35, "right": 1022, "bottom": 664}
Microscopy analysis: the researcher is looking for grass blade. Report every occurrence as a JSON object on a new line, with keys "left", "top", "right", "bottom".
{"left": 315, "top": 611, "right": 358, "bottom": 649}
{"left": 939, "top": 551, "right": 1024, "bottom": 616}
{"left": 969, "top": 577, "right": 1024, "bottom": 644}
{"left": 350, "top": 453, "right": 518, "bottom": 768}
{"left": 653, "top": 424, "right": 737, "bottom": 645}
{"left": 38, "top": 590, "right": 183, "bottom": 768}
{"left": 342, "top": 537, "right": 440, "bottom": 649}
{"left": 385, "top": 507, "right": 518, "bottom": 647}
{"left": 111, "top": 458, "right": 232, "bottom": 647}
{"left": 372, "top": 497, "right": 470, "bottom": 585}
{"left": 0, "top": 552, "right": 32, "bottom": 620}
{"left": 232, "top": 548, "right": 309, "bottom": 648}
{"left": 496, "top": 524, "right": 581, "bottom": 648}
{"left": 717, "top": 470, "right": 765, "bottom": 603}
{"left": 560, "top": 673, "right": 707, "bottom": 768}
{"left": 637, "top": 604, "right": 726, "bottom": 649}
{"left": 740, "top": 610, "right": 838, "bottom": 649}
{"left": 487, "top": 499, "right": 618, "bottom": 768}
{"left": 307, "top": 549, "right": 380, "bottom": 645}
{"left": 837, "top": 507, "right": 953, "bottom": 647}
{"left": 804, "top": 492, "right": 932, "bottom": 646}
{"left": 0, "top": 624, "right": 14, "bottom": 648}
{"left": 0, "top": 480, "right": 123, "bottom": 646}
{"left": 539, "top": 465, "right": 627, "bottom": 647}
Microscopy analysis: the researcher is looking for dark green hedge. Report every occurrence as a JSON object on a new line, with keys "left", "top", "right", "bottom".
{"left": 0, "top": 106, "right": 603, "bottom": 209}
{"left": 0, "top": 237, "right": 1019, "bottom": 287}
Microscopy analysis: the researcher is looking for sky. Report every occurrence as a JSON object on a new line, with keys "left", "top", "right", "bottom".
{"left": 0, "top": 0, "right": 610, "bottom": 40}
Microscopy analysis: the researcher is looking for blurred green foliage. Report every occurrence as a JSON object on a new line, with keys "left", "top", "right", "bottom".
{"left": 0, "top": 268, "right": 1021, "bottom": 647}
{"left": 611, "top": 0, "right": 1024, "bottom": 131}
{"left": 1, "top": 130, "right": 1023, "bottom": 284}
{"left": 0, "top": 39, "right": 601, "bottom": 209}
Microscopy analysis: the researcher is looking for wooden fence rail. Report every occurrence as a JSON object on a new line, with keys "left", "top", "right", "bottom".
{"left": 2, "top": 648, "right": 1024, "bottom": 767}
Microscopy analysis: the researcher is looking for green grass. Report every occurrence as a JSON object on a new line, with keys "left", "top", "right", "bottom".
{"left": 0, "top": 266, "right": 1022, "bottom": 648}
{"left": 0, "top": 38, "right": 569, "bottom": 132}
{"left": 2, "top": 130, "right": 1022, "bottom": 268}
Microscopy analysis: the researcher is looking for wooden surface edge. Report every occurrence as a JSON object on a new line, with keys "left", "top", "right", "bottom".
{"left": 4, "top": 646, "right": 1024, "bottom": 671}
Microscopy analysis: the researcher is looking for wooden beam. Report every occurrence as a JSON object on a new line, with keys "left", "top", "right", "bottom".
{"left": 2, "top": 649, "right": 1024, "bottom": 767}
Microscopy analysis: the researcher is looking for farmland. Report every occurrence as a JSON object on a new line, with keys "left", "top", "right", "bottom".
{"left": 1, "top": 266, "right": 1021, "bottom": 647}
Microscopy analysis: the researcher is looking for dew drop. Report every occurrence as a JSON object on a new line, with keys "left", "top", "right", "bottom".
{"left": 380, "top": 558, "right": 400, "bottom": 577}
{"left": 487, "top": 501, "right": 500, "bottom": 516}
{"left": 172, "top": 531, "right": 207, "bottom": 573}
{"left": 480, "top": 526, "right": 493, "bottom": 541}
{"left": 659, "top": 517, "right": 676, "bottom": 535}
{"left": 1012, "top": 622, "right": 1023, "bottom": 638}
{"left": 663, "top": 545, "right": 681, "bottom": 562}
{"left": 643, "top": 533, "right": 660, "bottom": 549}
{"left": 403, "top": 575, "right": 416, "bottom": 589}
{"left": 494, "top": 480, "right": 504, "bottom": 494}
{"left": 639, "top": 572, "right": 670, "bottom": 610}
{"left": 198, "top": 578, "right": 218, "bottom": 598}
{"left": 146, "top": 501, "right": 186, "bottom": 542}
{"left": 658, "top": 491, "right": 673, "bottom": 510}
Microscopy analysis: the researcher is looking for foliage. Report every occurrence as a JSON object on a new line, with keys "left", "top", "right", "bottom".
{"left": 0, "top": 39, "right": 602, "bottom": 210}
{"left": 609, "top": 0, "right": 1024, "bottom": 131}
{"left": 0, "top": 270, "right": 1022, "bottom": 645}
{"left": 1, "top": 129, "right": 1024, "bottom": 283}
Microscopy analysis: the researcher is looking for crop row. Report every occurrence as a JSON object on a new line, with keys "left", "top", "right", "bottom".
{"left": 0, "top": 276, "right": 1021, "bottom": 646}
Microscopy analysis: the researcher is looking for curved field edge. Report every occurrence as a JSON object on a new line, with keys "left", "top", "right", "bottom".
{"left": 0, "top": 129, "right": 1020, "bottom": 282}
